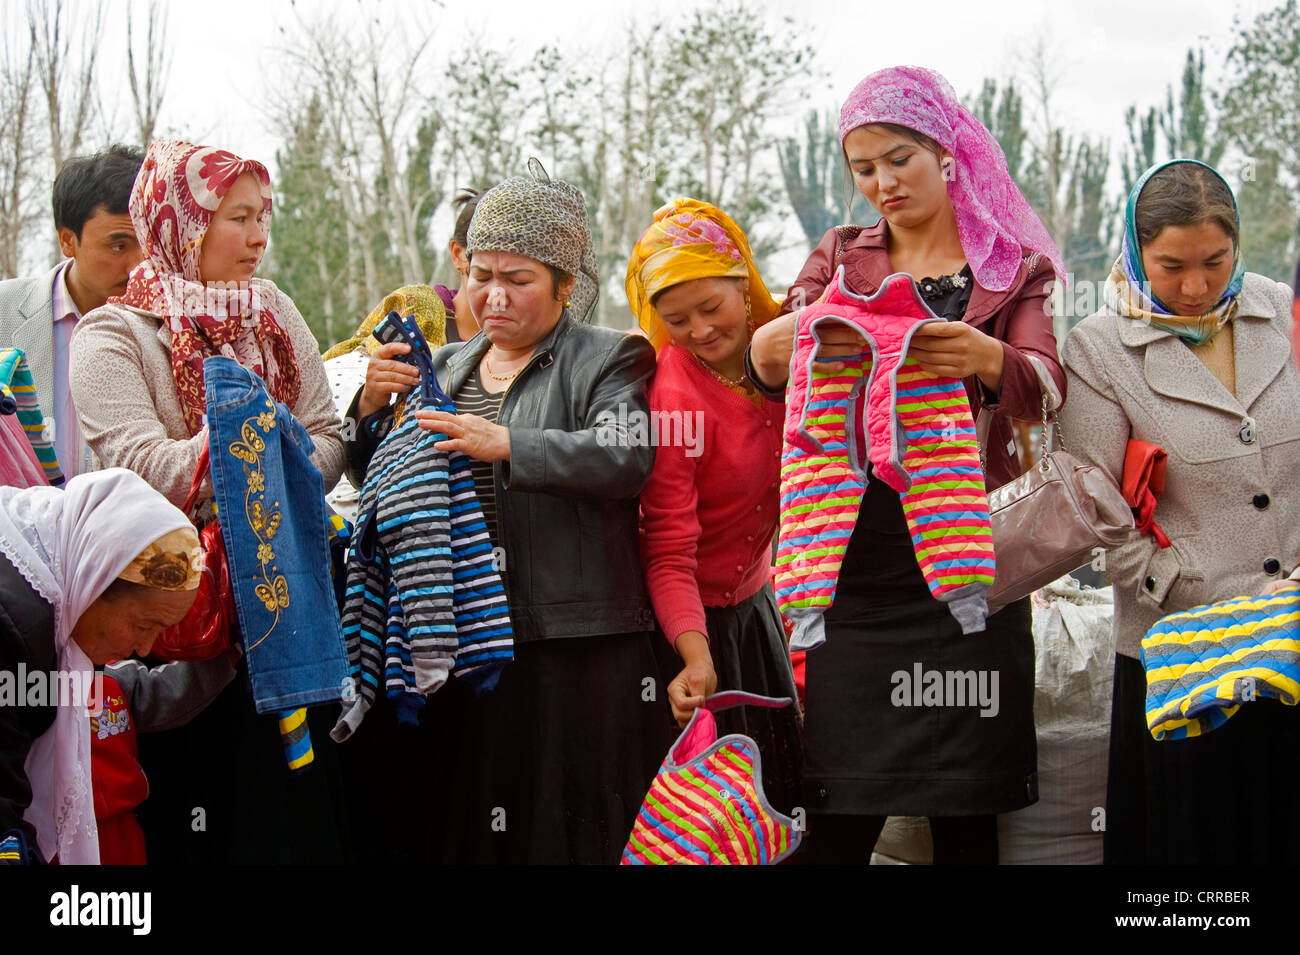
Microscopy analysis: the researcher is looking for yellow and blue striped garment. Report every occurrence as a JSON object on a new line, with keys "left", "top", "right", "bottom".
{"left": 1141, "top": 590, "right": 1300, "bottom": 740}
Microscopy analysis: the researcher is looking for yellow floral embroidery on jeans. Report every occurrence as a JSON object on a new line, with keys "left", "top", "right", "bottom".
{"left": 229, "top": 399, "right": 289, "bottom": 650}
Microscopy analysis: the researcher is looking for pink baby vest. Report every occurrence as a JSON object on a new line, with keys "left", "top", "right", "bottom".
{"left": 775, "top": 268, "right": 995, "bottom": 649}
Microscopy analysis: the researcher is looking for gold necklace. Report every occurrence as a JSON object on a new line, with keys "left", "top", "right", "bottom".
{"left": 483, "top": 349, "right": 526, "bottom": 382}
{"left": 694, "top": 354, "right": 754, "bottom": 392}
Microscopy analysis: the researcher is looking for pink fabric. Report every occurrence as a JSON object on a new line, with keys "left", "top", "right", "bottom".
{"left": 672, "top": 706, "right": 717, "bottom": 763}
{"left": 785, "top": 275, "right": 946, "bottom": 491}
{"left": 0, "top": 414, "right": 49, "bottom": 488}
{"left": 638, "top": 344, "right": 784, "bottom": 646}
{"left": 838, "top": 65, "right": 1065, "bottom": 293}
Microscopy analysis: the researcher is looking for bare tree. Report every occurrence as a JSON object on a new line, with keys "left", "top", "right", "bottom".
{"left": 268, "top": 9, "right": 443, "bottom": 333}
{"left": 126, "top": 0, "right": 168, "bottom": 148}
{"left": 29, "top": 0, "right": 101, "bottom": 174}
{"left": 0, "top": 38, "right": 37, "bottom": 278}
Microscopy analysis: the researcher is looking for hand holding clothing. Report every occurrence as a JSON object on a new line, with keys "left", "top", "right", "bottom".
{"left": 359, "top": 341, "right": 419, "bottom": 418}
{"left": 908, "top": 320, "right": 1005, "bottom": 391}
{"left": 416, "top": 408, "right": 512, "bottom": 461}
{"left": 667, "top": 631, "right": 718, "bottom": 727}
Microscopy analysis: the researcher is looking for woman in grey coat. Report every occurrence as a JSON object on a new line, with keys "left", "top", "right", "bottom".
{"left": 1060, "top": 158, "right": 1300, "bottom": 864}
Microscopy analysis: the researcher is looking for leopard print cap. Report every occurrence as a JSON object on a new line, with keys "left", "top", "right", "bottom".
{"left": 467, "top": 160, "right": 599, "bottom": 321}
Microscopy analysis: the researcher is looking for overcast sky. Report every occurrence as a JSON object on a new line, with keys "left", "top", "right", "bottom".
{"left": 6, "top": 0, "right": 1284, "bottom": 278}
{"left": 121, "top": 0, "right": 1279, "bottom": 160}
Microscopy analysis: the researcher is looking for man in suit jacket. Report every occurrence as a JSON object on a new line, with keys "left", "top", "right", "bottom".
{"left": 0, "top": 145, "right": 144, "bottom": 478}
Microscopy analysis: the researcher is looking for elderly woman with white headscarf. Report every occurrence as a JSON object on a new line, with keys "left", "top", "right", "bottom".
{"left": 0, "top": 468, "right": 200, "bottom": 864}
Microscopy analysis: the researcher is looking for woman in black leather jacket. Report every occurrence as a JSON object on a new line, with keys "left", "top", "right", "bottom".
{"left": 339, "top": 163, "right": 674, "bottom": 864}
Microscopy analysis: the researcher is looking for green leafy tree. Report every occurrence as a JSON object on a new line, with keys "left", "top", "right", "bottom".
{"left": 266, "top": 95, "right": 348, "bottom": 348}
{"left": 1122, "top": 48, "right": 1225, "bottom": 194}
{"left": 973, "top": 72, "right": 1114, "bottom": 308}
{"left": 651, "top": 2, "right": 820, "bottom": 266}
{"left": 1217, "top": 0, "right": 1300, "bottom": 281}
{"left": 778, "top": 110, "right": 874, "bottom": 251}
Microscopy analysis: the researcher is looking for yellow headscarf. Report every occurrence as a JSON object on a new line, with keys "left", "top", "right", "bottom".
{"left": 322, "top": 284, "right": 448, "bottom": 360}
{"left": 626, "top": 198, "right": 781, "bottom": 353}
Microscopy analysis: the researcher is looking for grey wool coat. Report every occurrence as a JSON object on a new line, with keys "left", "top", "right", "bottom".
{"left": 1060, "top": 272, "right": 1300, "bottom": 659}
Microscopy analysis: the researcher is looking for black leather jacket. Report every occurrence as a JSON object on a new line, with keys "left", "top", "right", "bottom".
{"left": 344, "top": 314, "right": 657, "bottom": 643}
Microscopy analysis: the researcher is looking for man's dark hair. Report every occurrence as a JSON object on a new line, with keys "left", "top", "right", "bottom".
{"left": 52, "top": 144, "right": 145, "bottom": 239}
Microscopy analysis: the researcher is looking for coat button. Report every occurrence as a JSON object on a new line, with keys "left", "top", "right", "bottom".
{"left": 1253, "top": 493, "right": 1270, "bottom": 510}
{"left": 1144, "top": 576, "right": 1156, "bottom": 592}
{"left": 1265, "top": 558, "right": 1281, "bottom": 575}
{"left": 1240, "top": 425, "right": 1256, "bottom": 444}
{"left": 736, "top": 565, "right": 744, "bottom": 573}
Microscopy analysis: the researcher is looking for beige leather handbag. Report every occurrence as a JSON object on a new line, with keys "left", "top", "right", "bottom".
{"left": 984, "top": 367, "right": 1134, "bottom": 614}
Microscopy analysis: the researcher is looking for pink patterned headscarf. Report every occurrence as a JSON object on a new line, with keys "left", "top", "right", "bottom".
{"left": 839, "top": 66, "right": 1065, "bottom": 292}
{"left": 113, "top": 139, "right": 300, "bottom": 436}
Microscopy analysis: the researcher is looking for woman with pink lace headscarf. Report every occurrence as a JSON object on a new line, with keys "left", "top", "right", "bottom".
{"left": 749, "top": 65, "right": 1066, "bottom": 865}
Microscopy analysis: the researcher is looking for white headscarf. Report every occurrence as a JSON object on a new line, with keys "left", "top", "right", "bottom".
{"left": 0, "top": 468, "right": 193, "bottom": 864}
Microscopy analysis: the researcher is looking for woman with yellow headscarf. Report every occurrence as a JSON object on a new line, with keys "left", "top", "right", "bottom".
{"left": 628, "top": 198, "right": 801, "bottom": 808}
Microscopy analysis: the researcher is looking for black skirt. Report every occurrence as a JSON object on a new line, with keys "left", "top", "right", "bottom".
{"left": 702, "top": 586, "right": 804, "bottom": 814}
{"left": 1105, "top": 652, "right": 1300, "bottom": 864}
{"left": 340, "top": 629, "right": 678, "bottom": 865}
{"left": 801, "top": 475, "right": 1038, "bottom": 817}
{"left": 136, "top": 659, "right": 348, "bottom": 864}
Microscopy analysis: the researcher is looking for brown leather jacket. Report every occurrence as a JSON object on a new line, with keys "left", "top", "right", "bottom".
{"left": 779, "top": 221, "right": 1065, "bottom": 490}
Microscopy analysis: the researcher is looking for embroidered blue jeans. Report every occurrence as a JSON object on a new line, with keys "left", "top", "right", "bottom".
{"left": 204, "top": 356, "right": 349, "bottom": 713}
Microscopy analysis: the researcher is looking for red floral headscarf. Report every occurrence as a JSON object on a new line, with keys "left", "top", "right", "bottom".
{"left": 113, "top": 139, "right": 300, "bottom": 435}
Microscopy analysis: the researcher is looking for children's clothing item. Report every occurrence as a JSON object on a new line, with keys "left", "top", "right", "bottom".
{"left": 89, "top": 657, "right": 236, "bottom": 864}
{"left": 776, "top": 269, "right": 994, "bottom": 649}
{"left": 622, "top": 690, "right": 802, "bottom": 865}
{"left": 0, "top": 829, "right": 38, "bottom": 864}
{"left": 1141, "top": 590, "right": 1300, "bottom": 740}
{"left": 332, "top": 312, "right": 512, "bottom": 742}
{"left": 204, "top": 356, "right": 350, "bottom": 714}
{"left": 0, "top": 348, "right": 62, "bottom": 486}
{"left": 278, "top": 707, "right": 313, "bottom": 773}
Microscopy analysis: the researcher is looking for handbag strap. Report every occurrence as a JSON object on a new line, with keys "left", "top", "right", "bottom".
{"left": 181, "top": 445, "right": 211, "bottom": 516}
{"left": 700, "top": 690, "right": 796, "bottom": 716}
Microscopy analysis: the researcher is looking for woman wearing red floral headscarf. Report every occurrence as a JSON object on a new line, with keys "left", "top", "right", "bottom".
{"left": 70, "top": 139, "right": 342, "bottom": 506}
{"left": 69, "top": 139, "right": 346, "bottom": 863}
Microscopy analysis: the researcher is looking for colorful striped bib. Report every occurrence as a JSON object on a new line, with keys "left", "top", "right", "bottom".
{"left": 622, "top": 691, "right": 801, "bottom": 865}
{"left": 775, "top": 270, "right": 994, "bottom": 649}
{"left": 1141, "top": 589, "right": 1300, "bottom": 739}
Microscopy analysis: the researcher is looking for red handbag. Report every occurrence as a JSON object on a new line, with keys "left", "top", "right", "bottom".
{"left": 1122, "top": 438, "right": 1172, "bottom": 548}
{"left": 152, "top": 446, "right": 235, "bottom": 661}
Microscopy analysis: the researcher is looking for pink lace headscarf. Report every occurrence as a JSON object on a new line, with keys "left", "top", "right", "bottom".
{"left": 839, "top": 66, "right": 1065, "bottom": 292}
